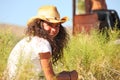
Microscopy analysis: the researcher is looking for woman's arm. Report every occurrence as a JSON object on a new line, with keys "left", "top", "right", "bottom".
{"left": 39, "top": 52, "right": 74, "bottom": 80}
{"left": 39, "top": 52, "right": 78, "bottom": 80}
{"left": 39, "top": 52, "right": 55, "bottom": 80}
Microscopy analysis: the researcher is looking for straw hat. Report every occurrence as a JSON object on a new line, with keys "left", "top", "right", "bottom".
{"left": 27, "top": 5, "right": 68, "bottom": 26}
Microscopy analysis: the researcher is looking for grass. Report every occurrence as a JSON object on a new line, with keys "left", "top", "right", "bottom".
{"left": 55, "top": 29, "right": 120, "bottom": 80}
{"left": 0, "top": 29, "right": 22, "bottom": 79}
{"left": 0, "top": 28, "right": 120, "bottom": 80}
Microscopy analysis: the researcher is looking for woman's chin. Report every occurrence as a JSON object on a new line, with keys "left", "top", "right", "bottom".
{"left": 50, "top": 35, "right": 56, "bottom": 38}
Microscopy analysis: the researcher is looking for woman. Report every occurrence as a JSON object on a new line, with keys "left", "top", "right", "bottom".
{"left": 3, "top": 5, "right": 78, "bottom": 80}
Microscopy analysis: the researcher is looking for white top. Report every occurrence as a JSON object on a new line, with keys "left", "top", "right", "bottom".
{"left": 6, "top": 36, "right": 52, "bottom": 79}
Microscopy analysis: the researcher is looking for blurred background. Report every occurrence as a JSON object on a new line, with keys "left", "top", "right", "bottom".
{"left": 0, "top": 0, "right": 120, "bottom": 27}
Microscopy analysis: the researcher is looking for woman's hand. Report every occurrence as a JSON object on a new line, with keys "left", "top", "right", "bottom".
{"left": 56, "top": 71, "right": 70, "bottom": 80}
{"left": 70, "top": 70, "right": 78, "bottom": 80}
{"left": 57, "top": 70, "right": 78, "bottom": 80}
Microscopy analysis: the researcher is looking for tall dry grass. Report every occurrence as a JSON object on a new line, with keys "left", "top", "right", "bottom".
{"left": 55, "top": 29, "right": 120, "bottom": 80}
{"left": 0, "top": 26, "right": 120, "bottom": 80}
{"left": 0, "top": 29, "right": 22, "bottom": 79}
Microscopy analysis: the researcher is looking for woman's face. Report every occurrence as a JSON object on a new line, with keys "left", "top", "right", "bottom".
{"left": 42, "top": 21, "right": 60, "bottom": 38}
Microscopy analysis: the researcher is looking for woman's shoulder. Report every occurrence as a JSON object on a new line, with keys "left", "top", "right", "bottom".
{"left": 30, "top": 36, "right": 52, "bottom": 54}
{"left": 31, "top": 36, "right": 49, "bottom": 44}
{"left": 17, "top": 36, "right": 50, "bottom": 46}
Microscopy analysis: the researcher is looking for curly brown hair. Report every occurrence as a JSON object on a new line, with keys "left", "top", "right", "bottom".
{"left": 25, "top": 19, "right": 69, "bottom": 64}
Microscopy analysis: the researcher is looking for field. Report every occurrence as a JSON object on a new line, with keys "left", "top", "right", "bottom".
{"left": 0, "top": 24, "right": 120, "bottom": 80}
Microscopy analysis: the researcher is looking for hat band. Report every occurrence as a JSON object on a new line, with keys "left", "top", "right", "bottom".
{"left": 46, "top": 17, "right": 60, "bottom": 21}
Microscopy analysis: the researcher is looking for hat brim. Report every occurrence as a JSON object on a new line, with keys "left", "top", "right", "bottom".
{"left": 27, "top": 16, "right": 68, "bottom": 26}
